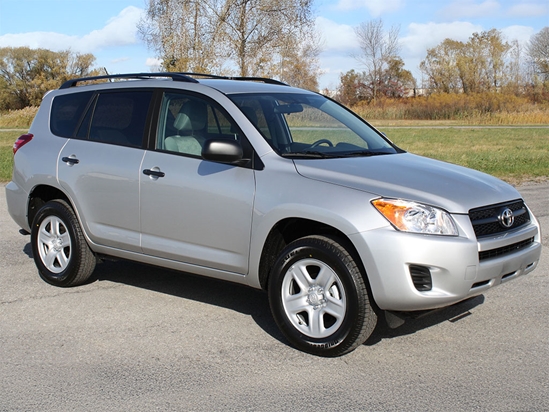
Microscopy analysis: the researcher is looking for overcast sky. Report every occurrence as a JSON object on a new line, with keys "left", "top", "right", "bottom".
{"left": 0, "top": 0, "right": 547, "bottom": 89}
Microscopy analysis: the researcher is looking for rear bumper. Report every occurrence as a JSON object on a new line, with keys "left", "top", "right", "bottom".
{"left": 5, "top": 181, "right": 31, "bottom": 233}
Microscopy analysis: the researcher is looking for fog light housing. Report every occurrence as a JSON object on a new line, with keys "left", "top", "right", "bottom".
{"left": 409, "top": 265, "right": 432, "bottom": 291}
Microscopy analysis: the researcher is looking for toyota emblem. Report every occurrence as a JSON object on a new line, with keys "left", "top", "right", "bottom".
{"left": 499, "top": 208, "right": 515, "bottom": 228}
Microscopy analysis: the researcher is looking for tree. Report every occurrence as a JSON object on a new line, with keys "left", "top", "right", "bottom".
{"left": 354, "top": 19, "right": 401, "bottom": 101}
{"left": 420, "top": 39, "right": 463, "bottom": 93}
{"left": 379, "top": 56, "right": 416, "bottom": 97}
{"left": 277, "top": 30, "right": 322, "bottom": 91}
{"left": 0, "top": 47, "right": 98, "bottom": 110}
{"left": 528, "top": 27, "right": 549, "bottom": 81}
{"left": 336, "top": 70, "right": 368, "bottom": 106}
{"left": 456, "top": 29, "right": 510, "bottom": 93}
{"left": 138, "top": 0, "right": 225, "bottom": 73}
{"left": 420, "top": 29, "right": 512, "bottom": 94}
{"left": 138, "top": 0, "right": 319, "bottom": 88}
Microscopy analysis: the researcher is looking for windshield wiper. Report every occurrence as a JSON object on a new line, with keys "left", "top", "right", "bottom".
{"left": 281, "top": 150, "right": 395, "bottom": 159}
{"left": 343, "top": 151, "right": 394, "bottom": 157}
{"left": 280, "top": 151, "right": 340, "bottom": 159}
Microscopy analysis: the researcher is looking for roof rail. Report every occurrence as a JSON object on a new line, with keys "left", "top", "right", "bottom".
{"left": 59, "top": 72, "right": 289, "bottom": 89}
{"left": 59, "top": 72, "right": 199, "bottom": 89}
{"left": 176, "top": 73, "right": 290, "bottom": 86}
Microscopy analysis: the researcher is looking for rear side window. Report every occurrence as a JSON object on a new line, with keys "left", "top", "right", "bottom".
{"left": 78, "top": 90, "right": 153, "bottom": 148}
{"left": 50, "top": 92, "right": 93, "bottom": 137}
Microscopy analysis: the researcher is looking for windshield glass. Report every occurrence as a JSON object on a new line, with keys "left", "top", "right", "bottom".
{"left": 229, "top": 93, "right": 400, "bottom": 158}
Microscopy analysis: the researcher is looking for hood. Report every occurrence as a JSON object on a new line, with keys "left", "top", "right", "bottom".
{"left": 293, "top": 153, "right": 521, "bottom": 213}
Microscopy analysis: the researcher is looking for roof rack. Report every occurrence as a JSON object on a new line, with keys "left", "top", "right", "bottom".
{"left": 177, "top": 73, "right": 289, "bottom": 86}
{"left": 59, "top": 72, "right": 289, "bottom": 89}
{"left": 59, "top": 72, "right": 199, "bottom": 89}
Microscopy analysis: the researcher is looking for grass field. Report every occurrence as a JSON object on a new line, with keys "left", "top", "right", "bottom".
{"left": 1, "top": 126, "right": 548, "bottom": 184}
{"left": 379, "top": 126, "right": 549, "bottom": 184}
{"left": 0, "top": 130, "right": 20, "bottom": 182}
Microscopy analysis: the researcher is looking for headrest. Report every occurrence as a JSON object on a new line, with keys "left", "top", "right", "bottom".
{"left": 181, "top": 101, "right": 207, "bottom": 130}
{"left": 173, "top": 113, "right": 192, "bottom": 132}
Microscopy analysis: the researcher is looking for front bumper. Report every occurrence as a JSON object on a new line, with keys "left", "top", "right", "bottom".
{"left": 350, "top": 218, "right": 541, "bottom": 311}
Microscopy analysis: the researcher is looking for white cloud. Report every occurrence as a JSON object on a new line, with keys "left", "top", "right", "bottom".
{"left": 316, "top": 17, "right": 359, "bottom": 53}
{"left": 507, "top": 2, "right": 549, "bottom": 17}
{"left": 439, "top": 0, "right": 500, "bottom": 19}
{"left": 400, "top": 21, "right": 482, "bottom": 57}
{"left": 335, "top": 0, "right": 404, "bottom": 16}
{"left": 501, "top": 25, "right": 535, "bottom": 44}
{"left": 146, "top": 57, "right": 162, "bottom": 68}
{"left": 0, "top": 6, "right": 143, "bottom": 53}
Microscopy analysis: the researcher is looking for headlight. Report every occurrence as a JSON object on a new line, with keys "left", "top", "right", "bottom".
{"left": 372, "top": 198, "right": 458, "bottom": 236}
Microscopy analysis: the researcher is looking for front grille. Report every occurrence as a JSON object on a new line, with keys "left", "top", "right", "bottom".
{"left": 478, "top": 237, "right": 534, "bottom": 261}
{"left": 469, "top": 200, "right": 530, "bottom": 238}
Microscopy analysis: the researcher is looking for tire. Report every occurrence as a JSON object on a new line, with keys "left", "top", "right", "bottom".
{"left": 268, "top": 235, "right": 377, "bottom": 357}
{"left": 31, "top": 200, "right": 96, "bottom": 287}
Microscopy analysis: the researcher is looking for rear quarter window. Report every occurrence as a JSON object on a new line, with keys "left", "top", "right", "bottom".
{"left": 50, "top": 91, "right": 94, "bottom": 137}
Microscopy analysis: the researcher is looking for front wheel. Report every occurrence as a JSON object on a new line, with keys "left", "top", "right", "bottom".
{"left": 268, "top": 235, "right": 377, "bottom": 356}
{"left": 31, "top": 200, "right": 96, "bottom": 287}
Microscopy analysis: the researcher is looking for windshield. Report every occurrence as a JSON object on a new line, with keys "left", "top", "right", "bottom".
{"left": 229, "top": 93, "right": 400, "bottom": 158}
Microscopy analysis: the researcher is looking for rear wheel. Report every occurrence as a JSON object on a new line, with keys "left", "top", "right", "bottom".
{"left": 268, "top": 235, "right": 377, "bottom": 356}
{"left": 31, "top": 200, "right": 96, "bottom": 287}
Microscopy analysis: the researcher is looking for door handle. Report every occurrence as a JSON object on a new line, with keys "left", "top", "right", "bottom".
{"left": 62, "top": 156, "right": 79, "bottom": 165}
{"left": 143, "top": 169, "right": 165, "bottom": 178}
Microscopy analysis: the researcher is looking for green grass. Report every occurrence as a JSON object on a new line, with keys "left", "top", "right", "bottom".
{"left": 0, "top": 131, "right": 21, "bottom": 182}
{"left": 380, "top": 127, "right": 549, "bottom": 184}
{"left": 1, "top": 127, "right": 548, "bottom": 184}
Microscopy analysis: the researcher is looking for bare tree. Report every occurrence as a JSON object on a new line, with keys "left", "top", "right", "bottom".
{"left": 528, "top": 27, "right": 549, "bottom": 81}
{"left": 354, "top": 19, "right": 401, "bottom": 101}
{"left": 138, "top": 0, "right": 319, "bottom": 87}
{"left": 138, "top": 0, "right": 227, "bottom": 73}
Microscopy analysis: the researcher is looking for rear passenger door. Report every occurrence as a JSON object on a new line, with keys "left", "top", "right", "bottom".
{"left": 139, "top": 91, "right": 256, "bottom": 275}
{"left": 58, "top": 90, "right": 153, "bottom": 252}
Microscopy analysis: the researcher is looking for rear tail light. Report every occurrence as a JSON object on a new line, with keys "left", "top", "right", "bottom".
{"left": 13, "top": 133, "right": 33, "bottom": 155}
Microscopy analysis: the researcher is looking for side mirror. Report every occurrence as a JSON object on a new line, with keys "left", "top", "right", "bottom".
{"left": 201, "top": 139, "right": 246, "bottom": 164}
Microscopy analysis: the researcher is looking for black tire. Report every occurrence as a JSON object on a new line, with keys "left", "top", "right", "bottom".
{"left": 268, "top": 235, "right": 377, "bottom": 356}
{"left": 31, "top": 200, "right": 96, "bottom": 287}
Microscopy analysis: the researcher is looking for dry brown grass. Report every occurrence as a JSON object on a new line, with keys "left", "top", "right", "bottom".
{"left": 351, "top": 92, "right": 549, "bottom": 125}
{"left": 0, "top": 106, "right": 37, "bottom": 129}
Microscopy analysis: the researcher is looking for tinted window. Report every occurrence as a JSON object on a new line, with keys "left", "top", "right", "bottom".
{"left": 156, "top": 92, "right": 249, "bottom": 158}
{"left": 50, "top": 91, "right": 93, "bottom": 137}
{"left": 85, "top": 91, "right": 153, "bottom": 147}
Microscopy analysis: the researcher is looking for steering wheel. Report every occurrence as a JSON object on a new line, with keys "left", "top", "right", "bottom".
{"left": 309, "top": 139, "right": 334, "bottom": 148}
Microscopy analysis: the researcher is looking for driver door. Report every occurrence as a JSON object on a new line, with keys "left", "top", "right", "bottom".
{"left": 139, "top": 91, "right": 256, "bottom": 275}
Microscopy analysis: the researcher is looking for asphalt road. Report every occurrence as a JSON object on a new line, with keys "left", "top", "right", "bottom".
{"left": 1, "top": 183, "right": 547, "bottom": 411}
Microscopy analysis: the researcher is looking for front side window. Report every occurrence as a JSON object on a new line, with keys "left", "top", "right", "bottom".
{"left": 77, "top": 90, "right": 153, "bottom": 147}
{"left": 229, "top": 93, "right": 400, "bottom": 158}
{"left": 156, "top": 92, "right": 245, "bottom": 157}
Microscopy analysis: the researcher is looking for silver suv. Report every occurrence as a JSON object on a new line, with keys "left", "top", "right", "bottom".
{"left": 6, "top": 73, "right": 542, "bottom": 356}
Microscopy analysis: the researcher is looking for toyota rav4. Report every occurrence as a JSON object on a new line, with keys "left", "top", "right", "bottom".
{"left": 6, "top": 73, "right": 542, "bottom": 356}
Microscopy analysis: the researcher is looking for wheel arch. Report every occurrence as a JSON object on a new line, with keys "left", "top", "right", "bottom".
{"left": 258, "top": 218, "right": 373, "bottom": 298}
{"left": 28, "top": 185, "right": 72, "bottom": 227}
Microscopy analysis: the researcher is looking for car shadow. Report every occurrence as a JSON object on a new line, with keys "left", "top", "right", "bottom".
{"left": 364, "top": 295, "right": 485, "bottom": 346}
{"left": 90, "top": 259, "right": 285, "bottom": 342}
{"left": 22, "top": 244, "right": 487, "bottom": 350}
